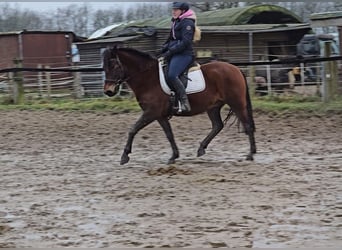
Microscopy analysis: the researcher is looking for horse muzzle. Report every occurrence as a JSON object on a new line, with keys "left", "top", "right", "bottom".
{"left": 104, "top": 90, "right": 115, "bottom": 97}
{"left": 104, "top": 82, "right": 117, "bottom": 97}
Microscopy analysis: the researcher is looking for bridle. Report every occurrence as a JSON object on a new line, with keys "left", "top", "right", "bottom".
{"left": 104, "top": 51, "right": 156, "bottom": 87}
{"left": 104, "top": 54, "right": 129, "bottom": 86}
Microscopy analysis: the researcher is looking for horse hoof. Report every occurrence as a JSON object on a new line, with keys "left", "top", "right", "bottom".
{"left": 120, "top": 154, "right": 130, "bottom": 165}
{"left": 197, "top": 148, "right": 205, "bottom": 157}
{"left": 167, "top": 158, "right": 176, "bottom": 165}
{"left": 246, "top": 154, "right": 254, "bottom": 161}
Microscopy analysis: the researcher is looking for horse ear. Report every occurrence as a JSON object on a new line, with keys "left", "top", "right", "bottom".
{"left": 110, "top": 44, "right": 119, "bottom": 56}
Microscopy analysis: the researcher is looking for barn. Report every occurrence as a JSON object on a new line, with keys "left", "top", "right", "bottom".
{"left": 75, "top": 4, "right": 312, "bottom": 96}
{"left": 309, "top": 11, "right": 342, "bottom": 94}
{"left": 309, "top": 11, "right": 342, "bottom": 50}
{"left": 0, "top": 30, "right": 79, "bottom": 69}
{"left": 0, "top": 30, "right": 84, "bottom": 99}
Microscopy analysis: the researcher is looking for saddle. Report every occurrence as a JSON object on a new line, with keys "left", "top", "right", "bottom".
{"left": 162, "top": 61, "right": 201, "bottom": 115}
{"left": 162, "top": 61, "right": 200, "bottom": 89}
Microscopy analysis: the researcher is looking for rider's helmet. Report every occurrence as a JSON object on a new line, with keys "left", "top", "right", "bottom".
{"left": 172, "top": 2, "right": 190, "bottom": 12}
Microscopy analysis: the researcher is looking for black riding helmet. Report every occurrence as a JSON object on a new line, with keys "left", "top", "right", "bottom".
{"left": 172, "top": 2, "right": 190, "bottom": 12}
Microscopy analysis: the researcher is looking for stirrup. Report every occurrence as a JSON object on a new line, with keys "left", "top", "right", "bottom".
{"left": 178, "top": 101, "right": 191, "bottom": 113}
{"left": 177, "top": 101, "right": 183, "bottom": 114}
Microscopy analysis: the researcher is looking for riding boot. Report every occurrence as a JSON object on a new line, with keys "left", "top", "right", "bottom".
{"left": 169, "top": 77, "right": 191, "bottom": 113}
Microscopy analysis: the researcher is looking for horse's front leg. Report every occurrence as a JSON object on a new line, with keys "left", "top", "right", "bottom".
{"left": 121, "top": 114, "right": 155, "bottom": 165}
{"left": 158, "top": 118, "right": 179, "bottom": 164}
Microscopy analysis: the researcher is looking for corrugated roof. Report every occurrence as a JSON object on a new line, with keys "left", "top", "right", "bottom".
{"left": 310, "top": 11, "right": 342, "bottom": 21}
{"left": 197, "top": 4, "right": 302, "bottom": 26}
{"left": 88, "top": 23, "right": 125, "bottom": 39}
{"left": 0, "top": 30, "right": 87, "bottom": 42}
{"left": 92, "top": 4, "right": 303, "bottom": 39}
{"left": 76, "top": 35, "right": 141, "bottom": 45}
{"left": 0, "top": 30, "right": 75, "bottom": 36}
{"left": 200, "top": 23, "right": 311, "bottom": 33}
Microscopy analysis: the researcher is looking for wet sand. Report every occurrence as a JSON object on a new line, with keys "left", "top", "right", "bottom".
{"left": 0, "top": 110, "right": 341, "bottom": 247}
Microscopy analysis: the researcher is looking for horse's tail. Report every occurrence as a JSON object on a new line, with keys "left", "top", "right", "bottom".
{"left": 242, "top": 71, "right": 256, "bottom": 132}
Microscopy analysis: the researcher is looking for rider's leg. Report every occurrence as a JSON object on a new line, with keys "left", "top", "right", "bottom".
{"left": 169, "top": 77, "right": 191, "bottom": 112}
{"left": 167, "top": 54, "right": 193, "bottom": 113}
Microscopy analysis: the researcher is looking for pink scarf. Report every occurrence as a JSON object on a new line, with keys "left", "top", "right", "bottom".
{"left": 180, "top": 9, "right": 195, "bottom": 20}
{"left": 172, "top": 9, "right": 196, "bottom": 39}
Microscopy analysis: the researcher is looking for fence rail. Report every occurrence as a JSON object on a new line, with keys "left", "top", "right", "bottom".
{"left": 0, "top": 56, "right": 341, "bottom": 104}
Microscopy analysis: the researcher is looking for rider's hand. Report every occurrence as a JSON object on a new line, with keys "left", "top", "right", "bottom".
{"left": 161, "top": 50, "right": 172, "bottom": 60}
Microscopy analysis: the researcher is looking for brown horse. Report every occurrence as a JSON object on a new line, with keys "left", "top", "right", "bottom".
{"left": 103, "top": 46, "right": 256, "bottom": 165}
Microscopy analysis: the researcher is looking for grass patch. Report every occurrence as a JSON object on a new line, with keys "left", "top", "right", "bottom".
{"left": 0, "top": 96, "right": 141, "bottom": 113}
{"left": 252, "top": 95, "right": 342, "bottom": 115}
{"left": 0, "top": 95, "right": 341, "bottom": 116}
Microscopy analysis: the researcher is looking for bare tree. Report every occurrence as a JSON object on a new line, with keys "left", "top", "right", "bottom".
{"left": 125, "top": 7, "right": 136, "bottom": 22}
{"left": 191, "top": 2, "right": 211, "bottom": 12}
{"left": 53, "top": 4, "right": 91, "bottom": 36}
{"left": 1, "top": 1, "right": 341, "bottom": 38}
{"left": 0, "top": 3, "right": 42, "bottom": 32}
{"left": 73, "top": 4, "right": 91, "bottom": 36}
{"left": 126, "top": 3, "right": 168, "bottom": 21}
{"left": 92, "top": 9, "right": 124, "bottom": 31}
{"left": 112, "top": 9, "right": 125, "bottom": 23}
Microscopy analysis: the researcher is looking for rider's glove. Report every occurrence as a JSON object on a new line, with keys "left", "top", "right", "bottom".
{"left": 161, "top": 50, "right": 172, "bottom": 60}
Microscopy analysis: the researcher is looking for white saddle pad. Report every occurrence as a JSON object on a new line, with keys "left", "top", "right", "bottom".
{"left": 158, "top": 61, "right": 206, "bottom": 95}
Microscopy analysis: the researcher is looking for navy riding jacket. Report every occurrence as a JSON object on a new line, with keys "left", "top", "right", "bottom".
{"left": 163, "top": 17, "right": 195, "bottom": 57}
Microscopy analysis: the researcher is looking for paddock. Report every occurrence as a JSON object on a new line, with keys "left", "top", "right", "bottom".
{"left": 0, "top": 110, "right": 341, "bottom": 247}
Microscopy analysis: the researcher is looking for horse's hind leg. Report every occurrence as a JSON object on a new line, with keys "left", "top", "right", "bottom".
{"left": 197, "top": 106, "right": 224, "bottom": 157}
{"left": 158, "top": 118, "right": 179, "bottom": 164}
{"left": 233, "top": 107, "right": 256, "bottom": 161}
{"left": 244, "top": 119, "right": 256, "bottom": 160}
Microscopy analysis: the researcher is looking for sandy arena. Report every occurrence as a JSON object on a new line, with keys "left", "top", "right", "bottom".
{"left": 0, "top": 110, "right": 341, "bottom": 247}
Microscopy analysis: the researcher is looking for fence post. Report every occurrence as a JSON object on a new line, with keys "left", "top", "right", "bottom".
{"left": 37, "top": 64, "right": 43, "bottom": 98}
{"left": 300, "top": 63, "right": 305, "bottom": 86}
{"left": 330, "top": 55, "right": 338, "bottom": 100}
{"left": 323, "top": 42, "right": 337, "bottom": 103}
{"left": 45, "top": 66, "right": 51, "bottom": 100}
{"left": 8, "top": 72, "right": 16, "bottom": 103}
{"left": 12, "top": 58, "right": 24, "bottom": 104}
{"left": 266, "top": 64, "right": 272, "bottom": 94}
{"left": 73, "top": 71, "right": 82, "bottom": 98}
{"left": 249, "top": 66, "right": 255, "bottom": 98}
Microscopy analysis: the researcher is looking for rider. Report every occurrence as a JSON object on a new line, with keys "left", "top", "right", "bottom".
{"left": 161, "top": 2, "right": 197, "bottom": 113}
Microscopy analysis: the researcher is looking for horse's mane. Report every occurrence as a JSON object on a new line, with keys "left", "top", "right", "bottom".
{"left": 102, "top": 46, "right": 156, "bottom": 71}
{"left": 118, "top": 47, "right": 156, "bottom": 61}
{"left": 102, "top": 48, "right": 112, "bottom": 71}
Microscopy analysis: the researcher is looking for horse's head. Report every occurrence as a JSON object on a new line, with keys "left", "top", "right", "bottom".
{"left": 103, "top": 46, "right": 158, "bottom": 97}
{"left": 102, "top": 47, "right": 126, "bottom": 97}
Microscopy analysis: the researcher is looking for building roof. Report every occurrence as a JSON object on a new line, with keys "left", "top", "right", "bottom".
{"left": 196, "top": 4, "right": 302, "bottom": 26}
{"left": 78, "top": 23, "right": 312, "bottom": 46}
{"left": 0, "top": 30, "right": 85, "bottom": 42}
{"left": 310, "top": 11, "right": 342, "bottom": 21}
{"left": 199, "top": 23, "right": 311, "bottom": 33}
{"left": 88, "top": 4, "right": 304, "bottom": 39}
{"left": 76, "top": 35, "right": 141, "bottom": 45}
{"left": 310, "top": 11, "right": 342, "bottom": 27}
{"left": 0, "top": 30, "right": 75, "bottom": 36}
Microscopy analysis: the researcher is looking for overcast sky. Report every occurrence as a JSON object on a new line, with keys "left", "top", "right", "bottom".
{"left": 5, "top": 2, "right": 147, "bottom": 12}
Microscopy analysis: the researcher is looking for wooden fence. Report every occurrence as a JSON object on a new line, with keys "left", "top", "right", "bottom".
{"left": 0, "top": 56, "right": 341, "bottom": 104}
{"left": 0, "top": 64, "right": 102, "bottom": 104}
